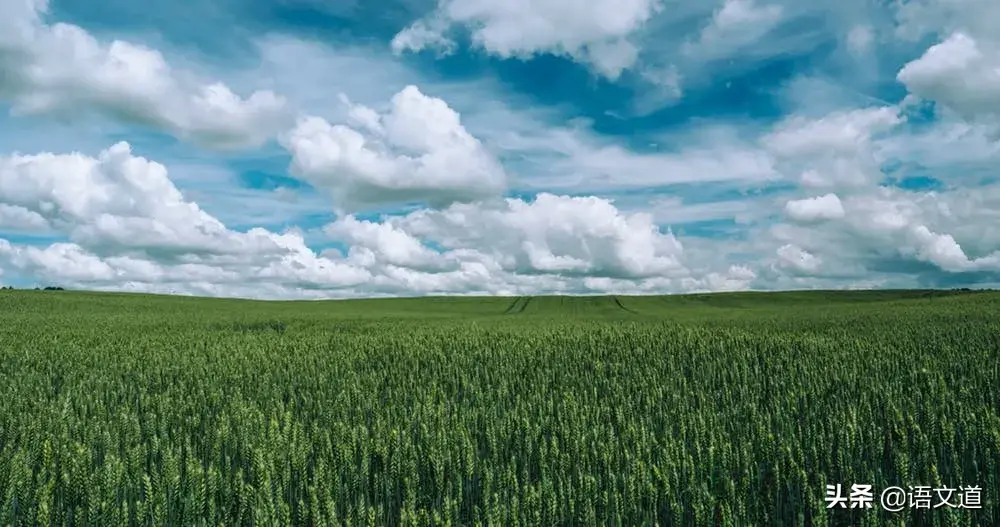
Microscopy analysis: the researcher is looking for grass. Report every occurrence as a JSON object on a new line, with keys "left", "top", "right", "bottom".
{"left": 0, "top": 288, "right": 998, "bottom": 526}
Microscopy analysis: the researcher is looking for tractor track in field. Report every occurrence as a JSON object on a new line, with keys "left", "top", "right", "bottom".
{"left": 612, "top": 296, "right": 639, "bottom": 314}
{"left": 517, "top": 296, "right": 533, "bottom": 314}
{"left": 502, "top": 296, "right": 522, "bottom": 314}
{"left": 503, "top": 296, "right": 534, "bottom": 314}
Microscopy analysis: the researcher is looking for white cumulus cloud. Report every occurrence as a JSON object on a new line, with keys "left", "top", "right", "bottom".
{"left": 392, "top": 0, "right": 661, "bottom": 78}
{"left": 784, "top": 194, "right": 845, "bottom": 223}
{"left": 393, "top": 193, "right": 686, "bottom": 279}
{"left": 0, "top": 142, "right": 283, "bottom": 257}
{"left": 897, "top": 33, "right": 1000, "bottom": 123}
{"left": 0, "top": 0, "right": 292, "bottom": 149}
{"left": 776, "top": 244, "right": 822, "bottom": 275}
{"left": 280, "top": 85, "right": 506, "bottom": 211}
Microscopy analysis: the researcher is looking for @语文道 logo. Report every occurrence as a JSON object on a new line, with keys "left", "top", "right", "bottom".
{"left": 825, "top": 484, "right": 982, "bottom": 511}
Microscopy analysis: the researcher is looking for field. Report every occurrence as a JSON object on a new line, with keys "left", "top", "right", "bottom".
{"left": 1, "top": 289, "right": 998, "bottom": 526}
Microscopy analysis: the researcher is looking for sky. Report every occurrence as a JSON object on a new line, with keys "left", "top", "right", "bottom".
{"left": 0, "top": 0, "right": 999, "bottom": 299}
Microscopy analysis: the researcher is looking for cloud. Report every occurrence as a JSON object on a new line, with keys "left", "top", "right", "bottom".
{"left": 0, "top": 237, "right": 375, "bottom": 296}
{"left": 893, "top": 0, "right": 1000, "bottom": 42}
{"left": 892, "top": 0, "right": 1000, "bottom": 132}
{"left": 4, "top": 97, "right": 999, "bottom": 297}
{"left": 0, "top": 203, "right": 50, "bottom": 232}
{"left": 0, "top": 142, "right": 376, "bottom": 292}
{"left": 247, "top": 37, "right": 774, "bottom": 198}
{"left": 0, "top": 0, "right": 291, "bottom": 149}
{"left": 581, "top": 264, "right": 756, "bottom": 294}
{"left": 846, "top": 24, "right": 873, "bottom": 54}
{"left": 876, "top": 119, "right": 1000, "bottom": 175}
{"left": 776, "top": 244, "right": 822, "bottom": 275}
{"left": 682, "top": 0, "right": 784, "bottom": 61}
{"left": 728, "top": 7, "right": 1000, "bottom": 283}
{"left": 762, "top": 106, "right": 904, "bottom": 189}
{"left": 838, "top": 190, "right": 1000, "bottom": 273}
{"left": 646, "top": 195, "right": 761, "bottom": 226}
{"left": 0, "top": 141, "right": 769, "bottom": 298}
{"left": 768, "top": 180, "right": 1000, "bottom": 281}
{"left": 897, "top": 33, "right": 1000, "bottom": 123}
{"left": 392, "top": 0, "right": 662, "bottom": 78}
{"left": 0, "top": 142, "right": 286, "bottom": 257}
{"left": 784, "top": 193, "right": 845, "bottom": 223}
{"left": 391, "top": 193, "right": 686, "bottom": 278}
{"left": 495, "top": 123, "right": 779, "bottom": 193}
{"left": 763, "top": 106, "right": 904, "bottom": 158}
{"left": 324, "top": 216, "right": 454, "bottom": 272}
{"left": 390, "top": 19, "right": 457, "bottom": 57}
{"left": 723, "top": 96, "right": 1000, "bottom": 287}
{"left": 280, "top": 85, "right": 507, "bottom": 211}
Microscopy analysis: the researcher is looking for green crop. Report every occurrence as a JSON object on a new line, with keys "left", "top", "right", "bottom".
{"left": 0, "top": 289, "right": 997, "bottom": 526}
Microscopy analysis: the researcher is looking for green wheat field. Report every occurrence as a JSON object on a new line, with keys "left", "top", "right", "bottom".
{"left": 1, "top": 289, "right": 998, "bottom": 526}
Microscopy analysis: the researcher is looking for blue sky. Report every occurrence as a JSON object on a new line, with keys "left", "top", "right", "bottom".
{"left": 1, "top": 0, "right": 999, "bottom": 298}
